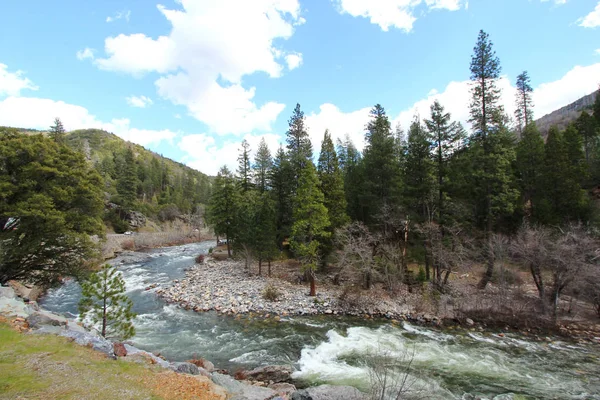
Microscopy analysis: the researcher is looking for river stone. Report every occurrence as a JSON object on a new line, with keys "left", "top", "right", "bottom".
{"left": 0, "top": 295, "right": 33, "bottom": 318}
{"left": 268, "top": 382, "right": 297, "bottom": 396}
{"left": 291, "top": 385, "right": 367, "bottom": 400}
{"left": 60, "top": 330, "right": 114, "bottom": 357}
{"left": 172, "top": 362, "right": 200, "bottom": 375}
{"left": 124, "top": 344, "right": 171, "bottom": 368}
{"left": 26, "top": 311, "right": 68, "bottom": 328}
{"left": 245, "top": 365, "right": 292, "bottom": 383}
{"left": 0, "top": 286, "right": 16, "bottom": 299}
{"left": 113, "top": 342, "right": 127, "bottom": 357}
{"left": 211, "top": 372, "right": 278, "bottom": 400}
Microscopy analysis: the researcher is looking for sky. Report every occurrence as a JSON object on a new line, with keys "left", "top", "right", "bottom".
{"left": 0, "top": 0, "right": 599, "bottom": 175}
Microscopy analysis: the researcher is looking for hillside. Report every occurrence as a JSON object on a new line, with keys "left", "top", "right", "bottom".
{"left": 535, "top": 90, "right": 597, "bottom": 135}
{"left": 12, "top": 127, "right": 212, "bottom": 234}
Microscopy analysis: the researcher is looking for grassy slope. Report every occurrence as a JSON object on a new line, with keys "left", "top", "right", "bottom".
{"left": 0, "top": 321, "right": 226, "bottom": 400}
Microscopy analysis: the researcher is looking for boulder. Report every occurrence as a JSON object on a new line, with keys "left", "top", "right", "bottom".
{"left": 126, "top": 211, "right": 147, "bottom": 228}
{"left": 113, "top": 342, "right": 127, "bottom": 357}
{"left": 26, "top": 311, "right": 68, "bottom": 328}
{"left": 212, "top": 372, "right": 278, "bottom": 400}
{"left": 0, "top": 295, "right": 34, "bottom": 318}
{"left": 172, "top": 362, "right": 200, "bottom": 375}
{"left": 268, "top": 382, "right": 297, "bottom": 396}
{"left": 291, "top": 385, "right": 367, "bottom": 400}
{"left": 60, "top": 330, "right": 114, "bottom": 358}
{"left": 245, "top": 365, "right": 292, "bottom": 383}
{"left": 466, "top": 318, "right": 475, "bottom": 326}
{"left": 0, "top": 286, "right": 16, "bottom": 299}
{"left": 124, "top": 344, "right": 171, "bottom": 368}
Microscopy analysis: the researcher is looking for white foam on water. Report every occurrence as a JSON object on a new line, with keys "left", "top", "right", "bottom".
{"left": 402, "top": 322, "right": 454, "bottom": 341}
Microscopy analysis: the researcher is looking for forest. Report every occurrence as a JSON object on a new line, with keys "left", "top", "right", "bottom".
{"left": 207, "top": 30, "right": 600, "bottom": 323}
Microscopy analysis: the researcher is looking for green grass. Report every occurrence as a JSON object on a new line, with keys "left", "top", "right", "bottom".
{"left": 0, "top": 323, "right": 162, "bottom": 399}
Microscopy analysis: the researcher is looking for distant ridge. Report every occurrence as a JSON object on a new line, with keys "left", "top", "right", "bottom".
{"left": 535, "top": 91, "right": 597, "bottom": 135}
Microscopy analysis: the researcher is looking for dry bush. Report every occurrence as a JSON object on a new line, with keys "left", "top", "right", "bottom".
{"left": 121, "top": 239, "right": 135, "bottom": 250}
{"left": 262, "top": 284, "right": 281, "bottom": 302}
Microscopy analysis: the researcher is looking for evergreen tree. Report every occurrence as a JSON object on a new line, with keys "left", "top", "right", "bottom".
{"left": 593, "top": 86, "right": 600, "bottom": 128}
{"left": 362, "top": 104, "right": 400, "bottom": 225}
{"left": 424, "top": 100, "right": 464, "bottom": 229}
{"left": 339, "top": 136, "right": 365, "bottom": 221}
{"left": 117, "top": 147, "right": 138, "bottom": 209}
{"left": 79, "top": 264, "right": 136, "bottom": 340}
{"left": 543, "top": 126, "right": 570, "bottom": 223}
{"left": 233, "top": 190, "right": 259, "bottom": 271}
{"left": 286, "top": 103, "right": 313, "bottom": 189}
{"left": 403, "top": 118, "right": 434, "bottom": 222}
{"left": 207, "top": 166, "right": 239, "bottom": 257}
{"left": 49, "top": 117, "right": 66, "bottom": 144}
{"left": 237, "top": 139, "right": 253, "bottom": 192}
{"left": 575, "top": 110, "right": 598, "bottom": 164}
{"left": 254, "top": 192, "right": 279, "bottom": 276}
{"left": 254, "top": 138, "right": 272, "bottom": 193}
{"left": 290, "top": 162, "right": 330, "bottom": 296}
{"left": 514, "top": 71, "right": 534, "bottom": 135}
{"left": 0, "top": 128, "right": 105, "bottom": 285}
{"left": 515, "top": 123, "right": 545, "bottom": 223}
{"left": 270, "top": 146, "right": 294, "bottom": 248}
{"left": 317, "top": 130, "right": 349, "bottom": 231}
{"left": 468, "top": 29, "right": 514, "bottom": 289}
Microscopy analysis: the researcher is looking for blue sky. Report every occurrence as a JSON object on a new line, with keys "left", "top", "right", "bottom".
{"left": 1, "top": 0, "right": 599, "bottom": 175}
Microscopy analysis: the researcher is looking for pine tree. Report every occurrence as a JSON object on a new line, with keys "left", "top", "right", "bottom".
{"left": 543, "top": 126, "right": 570, "bottom": 223}
{"left": 237, "top": 139, "right": 253, "bottom": 192}
{"left": 318, "top": 130, "right": 349, "bottom": 231}
{"left": 290, "top": 162, "right": 330, "bottom": 296}
{"left": 468, "top": 30, "right": 516, "bottom": 289}
{"left": 270, "top": 146, "right": 294, "bottom": 248}
{"left": 207, "top": 166, "right": 239, "bottom": 257}
{"left": 403, "top": 118, "right": 434, "bottom": 222}
{"left": 424, "top": 100, "right": 464, "bottom": 229}
{"left": 286, "top": 103, "right": 313, "bottom": 190}
{"left": 575, "top": 110, "right": 598, "bottom": 164}
{"left": 593, "top": 86, "right": 600, "bottom": 128}
{"left": 254, "top": 192, "right": 279, "bottom": 276}
{"left": 78, "top": 264, "right": 136, "bottom": 340}
{"left": 515, "top": 71, "right": 534, "bottom": 135}
{"left": 117, "top": 147, "right": 138, "bottom": 209}
{"left": 362, "top": 104, "right": 400, "bottom": 225}
{"left": 254, "top": 138, "right": 272, "bottom": 193}
{"left": 337, "top": 135, "right": 365, "bottom": 221}
{"left": 49, "top": 117, "right": 66, "bottom": 144}
{"left": 515, "top": 123, "right": 545, "bottom": 223}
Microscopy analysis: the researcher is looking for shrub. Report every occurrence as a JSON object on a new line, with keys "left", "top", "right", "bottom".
{"left": 208, "top": 247, "right": 213, "bottom": 254}
{"left": 121, "top": 240, "right": 135, "bottom": 251}
{"left": 262, "top": 284, "right": 280, "bottom": 302}
{"left": 416, "top": 267, "right": 427, "bottom": 283}
{"left": 195, "top": 254, "right": 205, "bottom": 264}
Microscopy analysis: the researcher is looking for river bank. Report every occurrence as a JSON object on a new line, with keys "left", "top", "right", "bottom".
{"left": 158, "top": 255, "right": 600, "bottom": 342}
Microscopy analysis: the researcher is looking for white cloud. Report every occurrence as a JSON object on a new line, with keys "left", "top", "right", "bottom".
{"left": 596, "top": 49, "right": 600, "bottom": 55}
{"left": 333, "top": 0, "right": 466, "bottom": 32}
{"left": 0, "top": 96, "right": 175, "bottom": 147}
{"left": 76, "top": 48, "right": 95, "bottom": 61}
{"left": 285, "top": 53, "right": 303, "bottom": 70}
{"left": 0, "top": 64, "right": 38, "bottom": 97}
{"left": 305, "top": 104, "right": 371, "bottom": 156}
{"left": 540, "top": 0, "right": 568, "bottom": 5}
{"left": 126, "top": 95, "right": 153, "bottom": 108}
{"left": 95, "top": 0, "right": 303, "bottom": 135}
{"left": 178, "top": 132, "right": 282, "bottom": 175}
{"left": 106, "top": 10, "right": 131, "bottom": 23}
{"left": 393, "top": 62, "right": 600, "bottom": 131}
{"left": 579, "top": 2, "right": 600, "bottom": 28}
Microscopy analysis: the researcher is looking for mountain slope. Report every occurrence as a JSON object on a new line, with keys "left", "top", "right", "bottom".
{"left": 535, "top": 91, "right": 597, "bottom": 135}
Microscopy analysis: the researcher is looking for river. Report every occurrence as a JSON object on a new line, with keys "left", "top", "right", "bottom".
{"left": 40, "top": 241, "right": 600, "bottom": 399}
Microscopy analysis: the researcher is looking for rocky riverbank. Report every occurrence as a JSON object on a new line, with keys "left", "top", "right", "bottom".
{"left": 1, "top": 283, "right": 372, "bottom": 400}
{"left": 156, "top": 257, "right": 439, "bottom": 323}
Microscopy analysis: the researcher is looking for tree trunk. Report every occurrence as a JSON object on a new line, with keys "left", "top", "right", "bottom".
{"left": 226, "top": 234, "right": 231, "bottom": 258}
{"left": 258, "top": 258, "right": 262, "bottom": 276}
{"left": 478, "top": 234, "right": 494, "bottom": 289}
{"left": 268, "top": 260, "right": 272, "bottom": 277}
{"left": 309, "top": 271, "right": 316, "bottom": 296}
{"left": 102, "top": 291, "right": 107, "bottom": 338}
